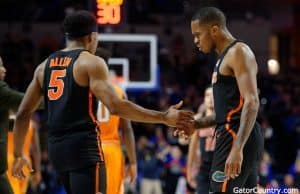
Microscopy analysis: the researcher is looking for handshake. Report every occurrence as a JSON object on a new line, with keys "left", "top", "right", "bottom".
{"left": 162, "top": 101, "right": 198, "bottom": 138}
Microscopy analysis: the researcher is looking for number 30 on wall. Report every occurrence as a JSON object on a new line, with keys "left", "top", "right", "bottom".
{"left": 96, "top": 0, "right": 123, "bottom": 25}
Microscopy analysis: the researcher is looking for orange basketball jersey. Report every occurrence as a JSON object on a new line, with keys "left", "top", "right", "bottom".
{"left": 98, "top": 85, "right": 123, "bottom": 142}
{"left": 7, "top": 121, "right": 34, "bottom": 160}
{"left": 98, "top": 85, "right": 125, "bottom": 194}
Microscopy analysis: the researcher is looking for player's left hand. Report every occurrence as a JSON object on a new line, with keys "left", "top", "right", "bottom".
{"left": 224, "top": 147, "right": 243, "bottom": 180}
{"left": 12, "top": 156, "right": 34, "bottom": 180}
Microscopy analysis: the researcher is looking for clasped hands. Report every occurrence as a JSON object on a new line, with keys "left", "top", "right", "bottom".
{"left": 163, "top": 101, "right": 196, "bottom": 138}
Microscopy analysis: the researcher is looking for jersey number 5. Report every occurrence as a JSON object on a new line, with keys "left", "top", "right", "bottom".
{"left": 48, "top": 70, "right": 66, "bottom": 100}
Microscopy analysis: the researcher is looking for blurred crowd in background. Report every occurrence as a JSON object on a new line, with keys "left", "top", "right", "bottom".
{"left": 0, "top": 0, "right": 299, "bottom": 193}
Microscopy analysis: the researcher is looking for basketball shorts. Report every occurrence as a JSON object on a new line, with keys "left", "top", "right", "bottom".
{"left": 209, "top": 122, "right": 264, "bottom": 194}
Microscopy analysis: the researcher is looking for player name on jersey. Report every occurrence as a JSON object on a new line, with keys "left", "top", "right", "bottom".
{"left": 49, "top": 57, "right": 72, "bottom": 67}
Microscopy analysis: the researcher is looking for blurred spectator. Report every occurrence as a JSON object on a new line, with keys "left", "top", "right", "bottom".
{"left": 139, "top": 144, "right": 164, "bottom": 194}
{"left": 136, "top": 136, "right": 149, "bottom": 192}
{"left": 259, "top": 151, "right": 274, "bottom": 187}
{"left": 282, "top": 174, "right": 295, "bottom": 189}
{"left": 289, "top": 150, "right": 300, "bottom": 188}
{"left": 163, "top": 145, "right": 185, "bottom": 194}
{"left": 149, "top": 126, "right": 168, "bottom": 150}
{"left": 261, "top": 117, "right": 275, "bottom": 156}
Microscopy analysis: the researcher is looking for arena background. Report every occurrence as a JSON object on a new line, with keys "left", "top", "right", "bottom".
{"left": 0, "top": 0, "right": 299, "bottom": 193}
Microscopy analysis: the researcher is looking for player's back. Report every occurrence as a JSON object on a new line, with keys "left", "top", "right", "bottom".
{"left": 43, "top": 49, "right": 97, "bottom": 134}
{"left": 43, "top": 49, "right": 103, "bottom": 172}
{"left": 98, "top": 85, "right": 123, "bottom": 143}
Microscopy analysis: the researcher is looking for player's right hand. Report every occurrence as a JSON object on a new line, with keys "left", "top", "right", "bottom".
{"left": 164, "top": 101, "right": 194, "bottom": 134}
{"left": 12, "top": 155, "right": 33, "bottom": 180}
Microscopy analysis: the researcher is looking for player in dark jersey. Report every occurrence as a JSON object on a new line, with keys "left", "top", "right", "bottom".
{"left": 11, "top": 10, "right": 193, "bottom": 194}
{"left": 184, "top": 7, "right": 264, "bottom": 194}
{"left": 187, "top": 86, "right": 215, "bottom": 194}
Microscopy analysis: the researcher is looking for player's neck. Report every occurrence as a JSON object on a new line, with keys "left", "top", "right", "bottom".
{"left": 65, "top": 41, "right": 87, "bottom": 51}
{"left": 215, "top": 30, "right": 236, "bottom": 55}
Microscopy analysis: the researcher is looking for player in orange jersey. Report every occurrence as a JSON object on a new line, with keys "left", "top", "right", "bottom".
{"left": 7, "top": 116, "right": 41, "bottom": 194}
{"left": 98, "top": 85, "right": 136, "bottom": 194}
{"left": 96, "top": 47, "right": 137, "bottom": 194}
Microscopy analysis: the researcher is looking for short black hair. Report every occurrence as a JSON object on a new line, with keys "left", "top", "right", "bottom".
{"left": 95, "top": 47, "right": 112, "bottom": 62}
{"left": 192, "top": 7, "right": 226, "bottom": 27}
{"left": 63, "top": 10, "right": 97, "bottom": 40}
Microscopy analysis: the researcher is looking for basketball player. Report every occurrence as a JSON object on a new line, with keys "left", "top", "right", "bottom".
{"left": 98, "top": 86, "right": 137, "bottom": 194}
{"left": 187, "top": 7, "right": 264, "bottom": 193}
{"left": 7, "top": 117, "right": 41, "bottom": 194}
{"left": 11, "top": 10, "right": 193, "bottom": 194}
{"left": 186, "top": 86, "right": 215, "bottom": 194}
{"left": 96, "top": 47, "right": 137, "bottom": 194}
{"left": 0, "top": 56, "right": 24, "bottom": 194}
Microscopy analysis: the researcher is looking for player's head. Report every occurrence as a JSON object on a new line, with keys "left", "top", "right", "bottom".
{"left": 63, "top": 10, "right": 98, "bottom": 54}
{"left": 191, "top": 7, "right": 226, "bottom": 53}
{"left": 204, "top": 86, "right": 214, "bottom": 110}
{"left": 0, "top": 56, "right": 6, "bottom": 81}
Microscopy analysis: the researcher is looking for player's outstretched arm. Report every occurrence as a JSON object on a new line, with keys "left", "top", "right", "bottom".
{"left": 88, "top": 56, "right": 194, "bottom": 128}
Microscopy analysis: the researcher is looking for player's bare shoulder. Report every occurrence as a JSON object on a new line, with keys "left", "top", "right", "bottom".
{"left": 227, "top": 42, "right": 257, "bottom": 70}
{"left": 235, "top": 42, "right": 254, "bottom": 55}
{"left": 35, "top": 59, "right": 47, "bottom": 87}
{"left": 78, "top": 51, "right": 107, "bottom": 72}
{"left": 75, "top": 51, "right": 110, "bottom": 85}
